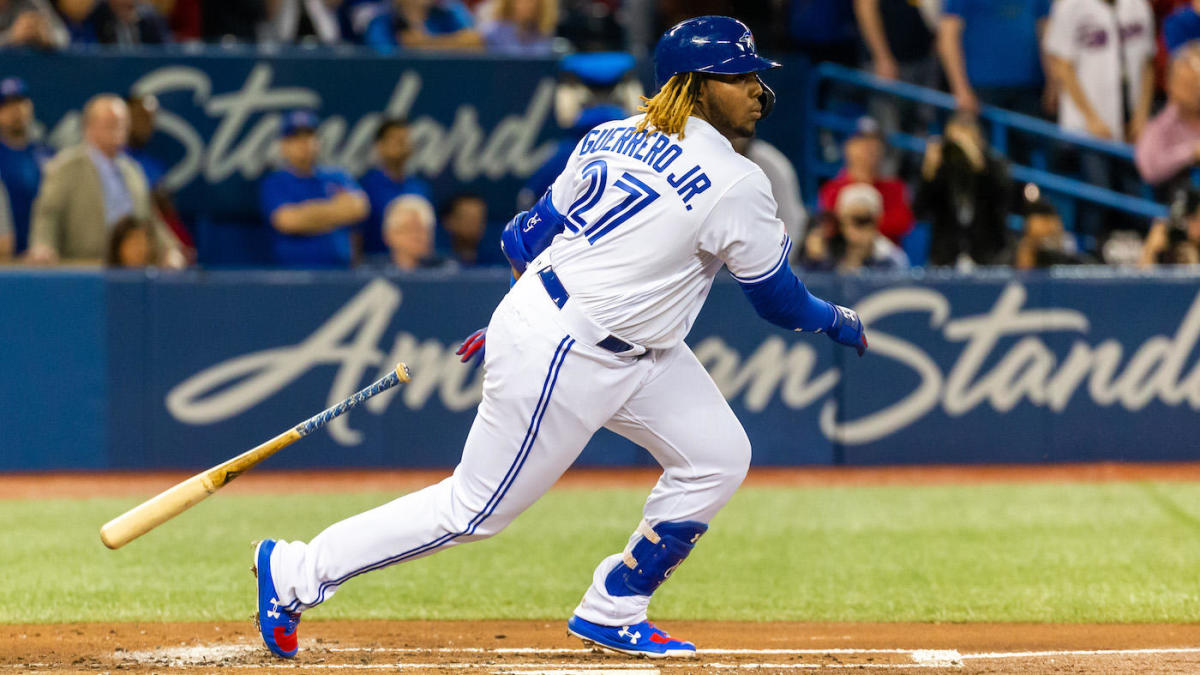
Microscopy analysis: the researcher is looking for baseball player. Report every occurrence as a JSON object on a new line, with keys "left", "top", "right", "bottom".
{"left": 252, "top": 15, "right": 867, "bottom": 659}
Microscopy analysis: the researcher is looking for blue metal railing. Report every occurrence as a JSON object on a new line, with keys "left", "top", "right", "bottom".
{"left": 804, "top": 62, "right": 1169, "bottom": 225}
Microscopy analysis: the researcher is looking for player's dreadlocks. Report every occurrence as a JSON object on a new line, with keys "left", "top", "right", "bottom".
{"left": 635, "top": 72, "right": 702, "bottom": 139}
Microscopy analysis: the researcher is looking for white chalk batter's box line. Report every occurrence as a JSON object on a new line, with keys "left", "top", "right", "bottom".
{"left": 112, "top": 644, "right": 1200, "bottom": 671}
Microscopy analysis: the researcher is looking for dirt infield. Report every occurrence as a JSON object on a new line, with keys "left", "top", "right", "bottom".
{"left": 6, "top": 464, "right": 1200, "bottom": 673}
{"left": 7, "top": 461, "right": 1200, "bottom": 499}
{"left": 4, "top": 620, "right": 1200, "bottom": 673}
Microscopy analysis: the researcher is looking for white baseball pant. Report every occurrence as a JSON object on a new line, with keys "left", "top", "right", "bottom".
{"left": 268, "top": 272, "right": 751, "bottom": 625}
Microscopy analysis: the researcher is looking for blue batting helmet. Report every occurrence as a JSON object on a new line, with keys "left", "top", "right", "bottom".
{"left": 653, "top": 16, "right": 780, "bottom": 90}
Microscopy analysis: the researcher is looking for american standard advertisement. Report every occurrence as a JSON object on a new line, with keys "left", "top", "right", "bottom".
{"left": 4, "top": 271, "right": 1195, "bottom": 470}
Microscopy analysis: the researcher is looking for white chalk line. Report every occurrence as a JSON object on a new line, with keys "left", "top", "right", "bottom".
{"left": 112, "top": 643, "right": 1200, "bottom": 671}
{"left": 118, "top": 643, "right": 259, "bottom": 666}
{"left": 961, "top": 647, "right": 1200, "bottom": 660}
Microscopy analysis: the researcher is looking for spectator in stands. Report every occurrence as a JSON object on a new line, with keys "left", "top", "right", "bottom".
{"left": 261, "top": 0, "right": 344, "bottom": 45}
{"left": 125, "top": 94, "right": 165, "bottom": 191}
{"left": 0, "top": 77, "right": 52, "bottom": 259}
{"left": 87, "top": 0, "right": 171, "bottom": 44}
{"left": 1045, "top": 0, "right": 1156, "bottom": 144}
{"left": 732, "top": 135, "right": 808, "bottom": 251}
{"left": 817, "top": 117, "right": 914, "bottom": 245}
{"left": 359, "top": 117, "right": 434, "bottom": 261}
{"left": 260, "top": 110, "right": 367, "bottom": 268}
{"left": 1135, "top": 45, "right": 1200, "bottom": 191}
{"left": 106, "top": 215, "right": 152, "bottom": 266}
{"left": 28, "top": 94, "right": 182, "bottom": 266}
{"left": 383, "top": 194, "right": 451, "bottom": 270}
{"left": 937, "top": 0, "right": 1052, "bottom": 118}
{"left": 480, "top": 0, "right": 556, "bottom": 55}
{"left": 0, "top": 0, "right": 68, "bottom": 47}
{"left": 126, "top": 93, "right": 194, "bottom": 259}
{"left": 200, "top": 0, "right": 265, "bottom": 42}
{"left": 801, "top": 184, "right": 910, "bottom": 272}
{"left": 855, "top": 0, "right": 939, "bottom": 155}
{"left": 157, "top": 0, "right": 200, "bottom": 41}
{"left": 1046, "top": 0, "right": 1156, "bottom": 241}
{"left": 363, "top": 0, "right": 481, "bottom": 53}
{"left": 519, "top": 52, "right": 637, "bottom": 209}
{"left": 915, "top": 111, "right": 1013, "bottom": 267}
{"left": 1164, "top": 0, "right": 1200, "bottom": 53}
{"left": 1007, "top": 198, "right": 1091, "bottom": 268}
{"left": 854, "top": 0, "right": 936, "bottom": 86}
{"left": 1140, "top": 186, "right": 1200, "bottom": 264}
{"left": 1147, "top": 1, "right": 1187, "bottom": 97}
{"left": 440, "top": 192, "right": 489, "bottom": 266}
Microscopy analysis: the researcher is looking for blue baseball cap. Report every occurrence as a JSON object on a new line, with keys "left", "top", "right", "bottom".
{"left": 559, "top": 53, "right": 636, "bottom": 88}
{"left": 280, "top": 109, "right": 319, "bottom": 137}
{"left": 0, "top": 77, "right": 29, "bottom": 105}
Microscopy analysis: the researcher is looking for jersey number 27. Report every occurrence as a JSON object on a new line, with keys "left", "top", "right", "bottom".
{"left": 565, "top": 159, "right": 660, "bottom": 244}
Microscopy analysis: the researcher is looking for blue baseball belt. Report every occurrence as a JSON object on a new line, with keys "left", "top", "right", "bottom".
{"left": 537, "top": 267, "right": 647, "bottom": 357}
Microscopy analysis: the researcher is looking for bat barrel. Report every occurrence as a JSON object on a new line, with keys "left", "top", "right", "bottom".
{"left": 99, "top": 363, "right": 411, "bottom": 549}
{"left": 100, "top": 474, "right": 216, "bottom": 549}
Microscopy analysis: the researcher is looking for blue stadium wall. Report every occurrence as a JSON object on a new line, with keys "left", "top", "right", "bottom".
{"left": 2, "top": 269, "right": 1199, "bottom": 471}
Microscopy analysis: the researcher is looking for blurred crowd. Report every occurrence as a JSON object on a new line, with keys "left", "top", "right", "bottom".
{"left": 1, "top": 0, "right": 1200, "bottom": 272}
{"left": 790, "top": 0, "right": 1200, "bottom": 272}
{"left": 0, "top": 81, "right": 503, "bottom": 270}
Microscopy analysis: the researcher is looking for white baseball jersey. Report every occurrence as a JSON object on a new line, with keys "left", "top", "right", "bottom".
{"left": 1044, "top": 0, "right": 1154, "bottom": 141}
{"left": 540, "top": 114, "right": 791, "bottom": 349}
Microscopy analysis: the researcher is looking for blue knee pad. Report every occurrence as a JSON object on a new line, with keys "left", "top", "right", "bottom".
{"left": 604, "top": 520, "right": 708, "bottom": 597}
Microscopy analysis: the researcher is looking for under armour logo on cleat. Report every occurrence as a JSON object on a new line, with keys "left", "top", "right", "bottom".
{"left": 618, "top": 627, "right": 641, "bottom": 644}
{"left": 267, "top": 598, "right": 282, "bottom": 619}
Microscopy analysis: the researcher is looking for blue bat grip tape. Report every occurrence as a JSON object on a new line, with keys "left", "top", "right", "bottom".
{"left": 294, "top": 370, "right": 401, "bottom": 437}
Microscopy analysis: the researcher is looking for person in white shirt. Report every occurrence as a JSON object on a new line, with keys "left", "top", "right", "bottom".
{"left": 1044, "top": 0, "right": 1155, "bottom": 242}
{"left": 1044, "top": 0, "right": 1155, "bottom": 142}
{"left": 260, "top": 0, "right": 344, "bottom": 45}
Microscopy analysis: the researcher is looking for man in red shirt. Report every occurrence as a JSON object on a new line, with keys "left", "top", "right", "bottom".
{"left": 817, "top": 116, "right": 915, "bottom": 244}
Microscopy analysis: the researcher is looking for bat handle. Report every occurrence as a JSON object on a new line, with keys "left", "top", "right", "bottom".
{"left": 295, "top": 363, "right": 411, "bottom": 437}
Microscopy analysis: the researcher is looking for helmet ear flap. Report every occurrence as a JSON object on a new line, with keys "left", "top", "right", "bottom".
{"left": 757, "top": 76, "right": 776, "bottom": 119}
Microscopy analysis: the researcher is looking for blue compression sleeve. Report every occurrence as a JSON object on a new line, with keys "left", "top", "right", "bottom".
{"left": 738, "top": 263, "right": 837, "bottom": 333}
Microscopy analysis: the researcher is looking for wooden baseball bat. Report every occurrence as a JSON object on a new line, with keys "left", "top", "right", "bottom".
{"left": 100, "top": 363, "right": 411, "bottom": 550}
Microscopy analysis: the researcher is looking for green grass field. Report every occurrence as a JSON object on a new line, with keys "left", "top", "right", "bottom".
{"left": 4, "top": 482, "right": 1200, "bottom": 624}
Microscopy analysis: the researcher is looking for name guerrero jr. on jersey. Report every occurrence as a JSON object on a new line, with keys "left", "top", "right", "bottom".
{"left": 575, "top": 124, "right": 712, "bottom": 211}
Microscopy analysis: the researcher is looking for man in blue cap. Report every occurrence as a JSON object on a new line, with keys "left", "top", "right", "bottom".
{"left": 259, "top": 110, "right": 369, "bottom": 268}
{"left": 516, "top": 52, "right": 640, "bottom": 210}
{"left": 0, "top": 77, "right": 52, "bottom": 259}
{"left": 357, "top": 117, "right": 433, "bottom": 262}
{"left": 252, "top": 16, "right": 866, "bottom": 661}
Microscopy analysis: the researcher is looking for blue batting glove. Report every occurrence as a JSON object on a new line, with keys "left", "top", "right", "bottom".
{"left": 826, "top": 304, "right": 868, "bottom": 357}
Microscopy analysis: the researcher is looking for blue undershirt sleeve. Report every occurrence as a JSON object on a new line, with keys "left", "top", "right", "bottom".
{"left": 738, "top": 263, "right": 837, "bottom": 333}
